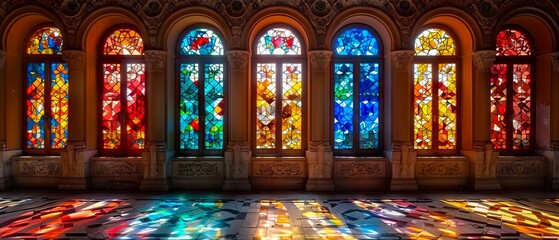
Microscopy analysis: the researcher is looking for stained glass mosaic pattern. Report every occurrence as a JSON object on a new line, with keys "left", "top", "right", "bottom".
{"left": 256, "top": 63, "right": 277, "bottom": 149}
{"left": 180, "top": 28, "right": 224, "bottom": 55}
{"left": 179, "top": 64, "right": 200, "bottom": 150}
{"left": 359, "top": 63, "right": 380, "bottom": 149}
{"left": 334, "top": 27, "right": 379, "bottom": 56}
{"left": 257, "top": 28, "right": 301, "bottom": 55}
{"left": 281, "top": 63, "right": 303, "bottom": 149}
{"left": 437, "top": 63, "right": 457, "bottom": 149}
{"left": 126, "top": 63, "right": 146, "bottom": 149}
{"left": 26, "top": 63, "right": 46, "bottom": 148}
{"left": 490, "top": 64, "right": 508, "bottom": 149}
{"left": 103, "top": 28, "right": 144, "bottom": 55}
{"left": 333, "top": 63, "right": 354, "bottom": 149}
{"left": 204, "top": 64, "right": 224, "bottom": 149}
{"left": 496, "top": 29, "right": 532, "bottom": 56}
{"left": 512, "top": 64, "right": 531, "bottom": 149}
{"left": 50, "top": 63, "right": 69, "bottom": 149}
{"left": 413, "top": 63, "right": 433, "bottom": 149}
{"left": 27, "top": 27, "right": 63, "bottom": 54}
{"left": 415, "top": 28, "right": 456, "bottom": 56}
{"left": 102, "top": 63, "right": 122, "bottom": 149}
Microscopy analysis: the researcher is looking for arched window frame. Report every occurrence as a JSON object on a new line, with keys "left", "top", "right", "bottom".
{"left": 491, "top": 25, "right": 536, "bottom": 155}
{"left": 98, "top": 24, "right": 146, "bottom": 156}
{"left": 330, "top": 24, "right": 384, "bottom": 156}
{"left": 175, "top": 25, "right": 227, "bottom": 156}
{"left": 412, "top": 25, "right": 461, "bottom": 155}
{"left": 252, "top": 24, "right": 307, "bottom": 156}
{"left": 23, "top": 23, "right": 68, "bottom": 155}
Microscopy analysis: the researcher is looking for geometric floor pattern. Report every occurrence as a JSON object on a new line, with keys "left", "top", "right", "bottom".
{"left": 1, "top": 191, "right": 559, "bottom": 239}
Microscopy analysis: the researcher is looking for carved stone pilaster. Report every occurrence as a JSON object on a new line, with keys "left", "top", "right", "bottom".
{"left": 223, "top": 141, "right": 251, "bottom": 191}
{"left": 62, "top": 50, "right": 86, "bottom": 71}
{"left": 59, "top": 141, "right": 94, "bottom": 190}
{"left": 140, "top": 141, "right": 169, "bottom": 191}
{"left": 387, "top": 141, "right": 418, "bottom": 191}
{"left": 305, "top": 141, "right": 334, "bottom": 191}
{"left": 391, "top": 50, "right": 415, "bottom": 70}
{"left": 144, "top": 50, "right": 167, "bottom": 72}
{"left": 472, "top": 50, "right": 497, "bottom": 71}
{"left": 308, "top": 51, "right": 332, "bottom": 70}
{"left": 552, "top": 52, "right": 559, "bottom": 72}
{"left": 0, "top": 50, "right": 6, "bottom": 70}
{"left": 227, "top": 50, "right": 249, "bottom": 70}
{"left": 461, "top": 141, "right": 500, "bottom": 190}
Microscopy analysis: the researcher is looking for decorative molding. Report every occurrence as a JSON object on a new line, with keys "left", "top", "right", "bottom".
{"left": 391, "top": 50, "right": 415, "bottom": 70}
{"left": 0, "top": 50, "right": 5, "bottom": 70}
{"left": 62, "top": 50, "right": 86, "bottom": 70}
{"left": 552, "top": 52, "right": 559, "bottom": 72}
{"left": 21, "top": 160, "right": 61, "bottom": 176}
{"left": 497, "top": 160, "right": 542, "bottom": 177}
{"left": 335, "top": 161, "right": 385, "bottom": 177}
{"left": 96, "top": 161, "right": 142, "bottom": 175}
{"left": 254, "top": 162, "right": 304, "bottom": 176}
{"left": 144, "top": 50, "right": 167, "bottom": 72}
{"left": 417, "top": 161, "right": 464, "bottom": 176}
{"left": 173, "top": 162, "right": 220, "bottom": 177}
{"left": 226, "top": 50, "right": 249, "bottom": 70}
{"left": 472, "top": 50, "right": 497, "bottom": 70}
{"left": 308, "top": 51, "right": 332, "bottom": 70}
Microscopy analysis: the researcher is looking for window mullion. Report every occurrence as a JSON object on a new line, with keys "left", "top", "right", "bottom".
{"left": 121, "top": 62, "right": 128, "bottom": 153}
{"left": 506, "top": 63, "right": 514, "bottom": 151}
{"left": 432, "top": 61, "right": 439, "bottom": 150}
{"left": 353, "top": 60, "right": 360, "bottom": 153}
{"left": 44, "top": 61, "right": 52, "bottom": 151}
{"left": 199, "top": 62, "right": 206, "bottom": 154}
{"left": 276, "top": 62, "right": 282, "bottom": 152}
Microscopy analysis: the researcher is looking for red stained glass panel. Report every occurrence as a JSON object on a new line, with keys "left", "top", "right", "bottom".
{"left": 102, "top": 64, "right": 122, "bottom": 149}
{"left": 126, "top": 64, "right": 146, "bottom": 149}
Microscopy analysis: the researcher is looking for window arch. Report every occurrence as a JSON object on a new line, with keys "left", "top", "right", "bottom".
{"left": 253, "top": 26, "right": 305, "bottom": 155}
{"left": 176, "top": 27, "right": 225, "bottom": 155}
{"left": 99, "top": 26, "right": 146, "bottom": 155}
{"left": 490, "top": 27, "right": 534, "bottom": 153}
{"left": 413, "top": 27, "right": 459, "bottom": 152}
{"left": 24, "top": 24, "right": 68, "bottom": 154}
{"left": 331, "top": 25, "right": 382, "bottom": 155}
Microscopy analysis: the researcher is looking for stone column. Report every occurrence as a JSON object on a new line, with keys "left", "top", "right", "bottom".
{"left": 223, "top": 50, "right": 251, "bottom": 191}
{"left": 140, "top": 50, "right": 169, "bottom": 191}
{"left": 461, "top": 50, "right": 500, "bottom": 190}
{"left": 59, "top": 50, "right": 93, "bottom": 190}
{"left": 0, "top": 50, "right": 9, "bottom": 190}
{"left": 387, "top": 50, "right": 418, "bottom": 190}
{"left": 305, "top": 50, "right": 334, "bottom": 191}
{"left": 542, "top": 52, "right": 559, "bottom": 189}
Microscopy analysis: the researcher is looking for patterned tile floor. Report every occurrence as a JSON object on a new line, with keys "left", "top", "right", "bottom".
{"left": 1, "top": 191, "right": 559, "bottom": 239}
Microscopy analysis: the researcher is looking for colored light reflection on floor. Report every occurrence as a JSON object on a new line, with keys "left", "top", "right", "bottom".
{"left": 1, "top": 194, "right": 559, "bottom": 239}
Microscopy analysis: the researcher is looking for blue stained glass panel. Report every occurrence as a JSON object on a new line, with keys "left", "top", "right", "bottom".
{"left": 334, "top": 28, "right": 379, "bottom": 56}
{"left": 26, "top": 63, "right": 46, "bottom": 148}
{"left": 180, "top": 28, "right": 224, "bottom": 55}
{"left": 333, "top": 63, "right": 354, "bottom": 149}
{"left": 204, "top": 64, "right": 224, "bottom": 150}
{"left": 179, "top": 63, "right": 200, "bottom": 149}
{"left": 359, "top": 63, "right": 380, "bottom": 149}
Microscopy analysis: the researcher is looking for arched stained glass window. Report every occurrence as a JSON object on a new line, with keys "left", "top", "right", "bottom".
{"left": 254, "top": 26, "right": 305, "bottom": 154}
{"left": 24, "top": 25, "right": 68, "bottom": 153}
{"left": 99, "top": 27, "right": 146, "bottom": 155}
{"left": 332, "top": 26, "right": 382, "bottom": 154}
{"left": 177, "top": 27, "right": 225, "bottom": 155}
{"left": 491, "top": 28, "right": 533, "bottom": 152}
{"left": 413, "top": 28, "right": 459, "bottom": 151}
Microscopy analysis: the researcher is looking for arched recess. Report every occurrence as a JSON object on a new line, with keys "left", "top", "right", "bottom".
{"left": 158, "top": 7, "right": 232, "bottom": 151}
{"left": 77, "top": 8, "right": 149, "bottom": 150}
{"left": 410, "top": 8, "right": 479, "bottom": 151}
{"left": 326, "top": 7, "right": 399, "bottom": 149}
{"left": 0, "top": 6, "right": 66, "bottom": 150}
{"left": 496, "top": 9, "right": 558, "bottom": 149}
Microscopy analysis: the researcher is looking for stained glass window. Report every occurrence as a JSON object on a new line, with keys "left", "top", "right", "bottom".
{"left": 100, "top": 27, "right": 146, "bottom": 154}
{"left": 254, "top": 26, "right": 304, "bottom": 153}
{"left": 177, "top": 28, "right": 225, "bottom": 154}
{"left": 491, "top": 28, "right": 533, "bottom": 152}
{"left": 413, "top": 28, "right": 458, "bottom": 151}
{"left": 332, "top": 26, "right": 381, "bottom": 154}
{"left": 24, "top": 26, "right": 68, "bottom": 152}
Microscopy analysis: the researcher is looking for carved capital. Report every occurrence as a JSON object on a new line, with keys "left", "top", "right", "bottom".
{"left": 308, "top": 51, "right": 332, "bottom": 70}
{"left": 144, "top": 50, "right": 167, "bottom": 72}
{"left": 226, "top": 50, "right": 249, "bottom": 70}
{"left": 0, "top": 50, "right": 5, "bottom": 70}
{"left": 146, "top": 141, "right": 167, "bottom": 152}
{"left": 308, "top": 141, "right": 332, "bottom": 152}
{"left": 62, "top": 50, "right": 86, "bottom": 70}
{"left": 472, "top": 50, "right": 497, "bottom": 70}
{"left": 473, "top": 141, "right": 493, "bottom": 151}
{"left": 391, "top": 50, "right": 415, "bottom": 70}
{"left": 391, "top": 141, "right": 412, "bottom": 151}
{"left": 552, "top": 52, "right": 559, "bottom": 72}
